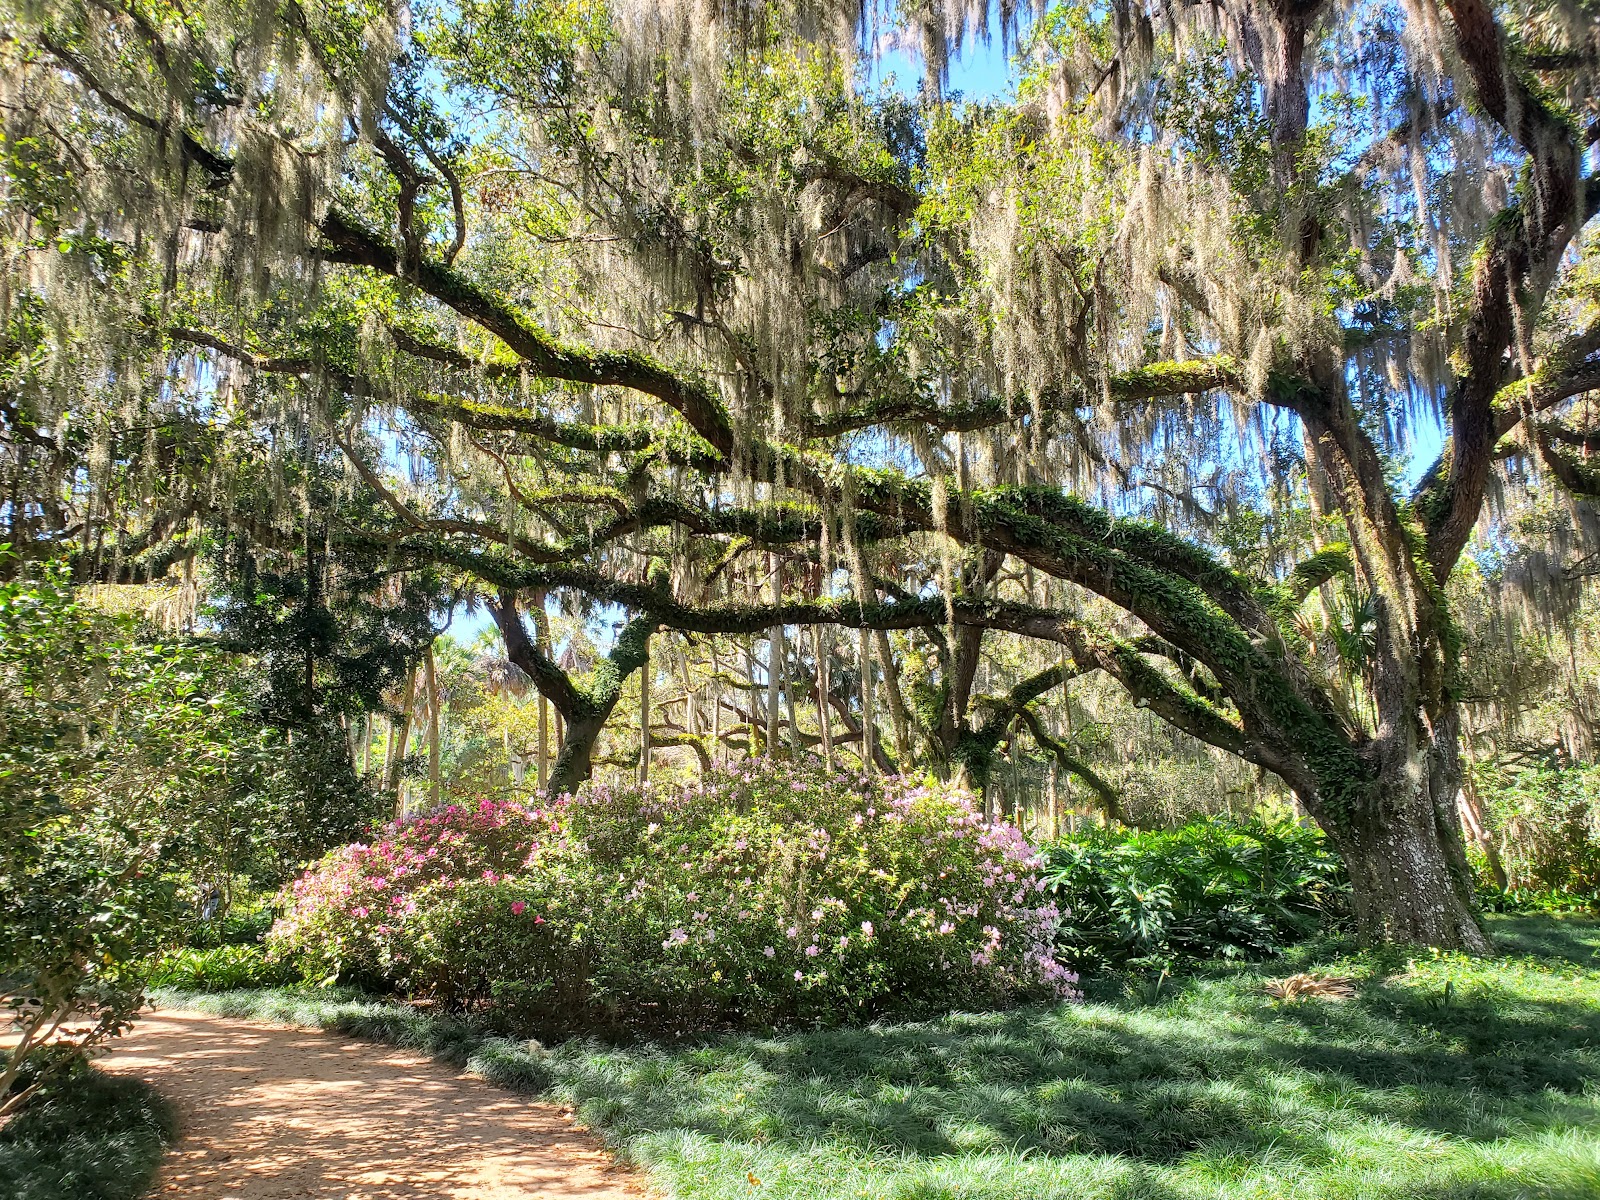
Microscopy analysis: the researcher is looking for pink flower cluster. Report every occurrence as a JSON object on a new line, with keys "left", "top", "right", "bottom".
{"left": 269, "top": 798, "right": 561, "bottom": 967}
{"left": 272, "top": 761, "right": 1082, "bottom": 1014}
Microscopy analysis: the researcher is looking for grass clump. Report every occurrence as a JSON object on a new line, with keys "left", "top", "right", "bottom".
{"left": 0, "top": 1069, "right": 174, "bottom": 1200}
{"left": 160, "top": 913, "right": 1600, "bottom": 1200}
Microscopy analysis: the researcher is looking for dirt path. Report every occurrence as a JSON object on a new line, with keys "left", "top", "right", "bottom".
{"left": 102, "top": 1010, "right": 646, "bottom": 1200}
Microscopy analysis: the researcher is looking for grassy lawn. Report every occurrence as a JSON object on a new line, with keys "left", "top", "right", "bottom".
{"left": 162, "top": 913, "right": 1600, "bottom": 1200}
{"left": 0, "top": 1069, "right": 175, "bottom": 1200}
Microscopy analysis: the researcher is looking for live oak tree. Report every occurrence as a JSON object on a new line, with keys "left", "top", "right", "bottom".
{"left": 3, "top": 0, "right": 1598, "bottom": 948}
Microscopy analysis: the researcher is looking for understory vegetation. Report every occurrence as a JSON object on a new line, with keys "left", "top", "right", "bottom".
{"left": 161, "top": 914, "right": 1600, "bottom": 1200}
{"left": 1042, "top": 818, "right": 1349, "bottom": 969}
{"left": 269, "top": 765, "right": 1078, "bottom": 1029}
{"left": 0, "top": 1069, "right": 173, "bottom": 1200}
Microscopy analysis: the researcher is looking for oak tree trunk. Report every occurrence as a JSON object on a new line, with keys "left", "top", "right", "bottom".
{"left": 1310, "top": 723, "right": 1490, "bottom": 952}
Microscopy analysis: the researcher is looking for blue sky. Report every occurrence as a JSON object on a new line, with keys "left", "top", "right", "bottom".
{"left": 868, "top": 33, "right": 1015, "bottom": 102}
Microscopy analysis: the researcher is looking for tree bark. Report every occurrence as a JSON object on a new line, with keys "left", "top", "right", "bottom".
{"left": 815, "top": 626, "right": 834, "bottom": 768}
{"left": 1322, "top": 783, "right": 1491, "bottom": 951}
{"left": 638, "top": 643, "right": 651, "bottom": 784}
{"left": 424, "top": 643, "right": 442, "bottom": 810}
{"left": 874, "top": 628, "right": 913, "bottom": 767}
{"left": 1302, "top": 704, "right": 1490, "bottom": 952}
{"left": 550, "top": 712, "right": 609, "bottom": 793}
{"left": 858, "top": 625, "right": 875, "bottom": 773}
{"left": 385, "top": 667, "right": 416, "bottom": 814}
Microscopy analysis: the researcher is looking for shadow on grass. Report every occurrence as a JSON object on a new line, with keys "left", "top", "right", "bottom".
{"left": 548, "top": 922, "right": 1600, "bottom": 1192}
{"left": 0, "top": 1069, "right": 174, "bottom": 1200}
{"left": 161, "top": 916, "right": 1600, "bottom": 1200}
{"left": 1488, "top": 913, "right": 1600, "bottom": 966}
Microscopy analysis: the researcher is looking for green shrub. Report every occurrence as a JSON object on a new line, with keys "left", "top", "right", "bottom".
{"left": 145, "top": 944, "right": 297, "bottom": 991}
{"left": 0, "top": 560, "right": 243, "bottom": 1114}
{"left": 1472, "top": 761, "right": 1600, "bottom": 901}
{"left": 270, "top": 764, "right": 1079, "bottom": 1029}
{"left": 0, "top": 1068, "right": 174, "bottom": 1200}
{"left": 1477, "top": 883, "right": 1597, "bottom": 914}
{"left": 183, "top": 902, "right": 278, "bottom": 950}
{"left": 1041, "top": 817, "right": 1348, "bottom": 969}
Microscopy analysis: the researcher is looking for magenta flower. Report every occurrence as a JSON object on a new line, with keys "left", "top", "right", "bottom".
{"left": 511, "top": 901, "right": 526, "bottom": 915}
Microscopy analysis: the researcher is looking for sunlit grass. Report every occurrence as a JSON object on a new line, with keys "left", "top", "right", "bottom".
{"left": 161, "top": 914, "right": 1600, "bottom": 1200}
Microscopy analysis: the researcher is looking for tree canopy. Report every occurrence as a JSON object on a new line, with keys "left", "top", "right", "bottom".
{"left": 2, "top": 0, "right": 1597, "bottom": 949}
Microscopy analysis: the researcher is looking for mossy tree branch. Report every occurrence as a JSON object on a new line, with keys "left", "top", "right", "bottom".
{"left": 317, "top": 210, "right": 737, "bottom": 458}
{"left": 1014, "top": 705, "right": 1123, "bottom": 824}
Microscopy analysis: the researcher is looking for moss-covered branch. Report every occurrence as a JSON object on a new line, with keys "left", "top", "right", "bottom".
{"left": 318, "top": 210, "right": 736, "bottom": 457}
{"left": 1014, "top": 705, "right": 1123, "bottom": 824}
{"left": 809, "top": 357, "right": 1239, "bottom": 438}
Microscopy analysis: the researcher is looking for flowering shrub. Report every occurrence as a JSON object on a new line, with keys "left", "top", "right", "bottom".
{"left": 268, "top": 800, "right": 563, "bottom": 986}
{"left": 270, "top": 764, "right": 1078, "bottom": 1028}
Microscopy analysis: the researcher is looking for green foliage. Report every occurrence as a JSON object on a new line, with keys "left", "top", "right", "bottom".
{"left": 1042, "top": 818, "right": 1349, "bottom": 968}
{"left": 0, "top": 553, "right": 394, "bottom": 1113}
{"left": 269, "top": 764, "right": 1077, "bottom": 1031}
{"left": 0, "top": 1069, "right": 174, "bottom": 1200}
{"left": 170, "top": 536, "right": 444, "bottom": 885}
{"left": 165, "top": 914, "right": 1600, "bottom": 1200}
{"left": 1473, "top": 761, "right": 1600, "bottom": 903}
{"left": 0, "top": 558, "right": 242, "bottom": 1111}
{"left": 145, "top": 944, "right": 297, "bottom": 992}
{"left": 181, "top": 902, "right": 278, "bottom": 950}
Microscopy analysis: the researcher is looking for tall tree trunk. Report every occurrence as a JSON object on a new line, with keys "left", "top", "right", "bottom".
{"left": 874, "top": 628, "right": 912, "bottom": 768}
{"left": 783, "top": 628, "right": 803, "bottom": 756}
{"left": 424, "top": 643, "right": 441, "bottom": 810}
{"left": 1303, "top": 709, "right": 1489, "bottom": 951}
{"left": 711, "top": 644, "right": 723, "bottom": 766}
{"left": 858, "top": 626, "right": 875, "bottom": 773}
{"left": 537, "top": 692, "right": 549, "bottom": 790}
{"left": 815, "top": 626, "right": 834, "bottom": 768}
{"left": 1290, "top": 386, "right": 1492, "bottom": 951}
{"left": 638, "top": 642, "right": 651, "bottom": 784}
{"left": 746, "top": 644, "right": 766, "bottom": 756}
{"left": 385, "top": 667, "right": 416, "bottom": 814}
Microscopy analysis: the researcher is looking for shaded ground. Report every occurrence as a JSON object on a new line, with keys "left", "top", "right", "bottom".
{"left": 0, "top": 1068, "right": 172, "bottom": 1200}
{"left": 102, "top": 1011, "right": 644, "bottom": 1200}
{"left": 151, "top": 916, "right": 1600, "bottom": 1200}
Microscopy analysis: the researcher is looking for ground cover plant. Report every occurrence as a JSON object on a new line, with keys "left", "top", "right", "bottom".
{"left": 163, "top": 913, "right": 1600, "bottom": 1200}
{"left": 145, "top": 944, "right": 298, "bottom": 993}
{"left": 1043, "top": 818, "right": 1349, "bottom": 969}
{"left": 269, "top": 764, "right": 1078, "bottom": 1029}
{"left": 0, "top": 1067, "right": 174, "bottom": 1200}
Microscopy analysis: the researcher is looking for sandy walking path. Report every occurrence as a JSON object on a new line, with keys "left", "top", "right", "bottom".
{"left": 102, "top": 1010, "right": 646, "bottom": 1200}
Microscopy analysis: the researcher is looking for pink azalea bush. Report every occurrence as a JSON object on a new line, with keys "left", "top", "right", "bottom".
{"left": 267, "top": 799, "right": 562, "bottom": 985}
{"left": 269, "top": 763, "right": 1079, "bottom": 1027}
